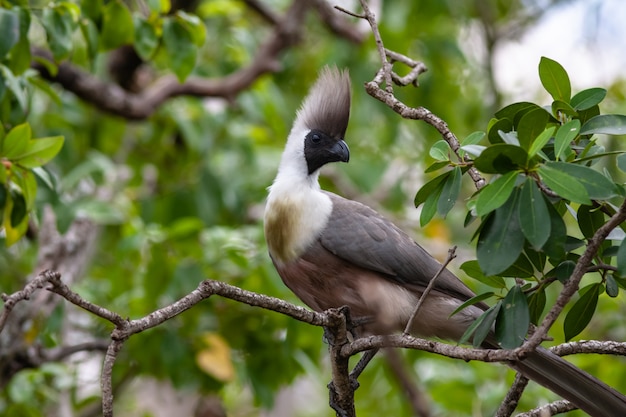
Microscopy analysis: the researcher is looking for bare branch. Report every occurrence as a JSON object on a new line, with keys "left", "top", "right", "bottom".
{"left": 514, "top": 400, "right": 577, "bottom": 417}
{"left": 403, "top": 246, "right": 457, "bottom": 335}
{"left": 550, "top": 340, "right": 626, "bottom": 357}
{"left": 0, "top": 270, "right": 54, "bottom": 333}
{"left": 496, "top": 373, "right": 530, "bottom": 417}
{"left": 312, "top": 0, "right": 366, "bottom": 44}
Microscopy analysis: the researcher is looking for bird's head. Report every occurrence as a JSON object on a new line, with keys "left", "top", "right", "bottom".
{"left": 278, "top": 67, "right": 351, "bottom": 179}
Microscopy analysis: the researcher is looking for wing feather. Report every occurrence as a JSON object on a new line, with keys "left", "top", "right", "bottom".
{"left": 320, "top": 192, "right": 478, "bottom": 304}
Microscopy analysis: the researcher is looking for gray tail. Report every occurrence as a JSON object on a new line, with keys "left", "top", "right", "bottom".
{"left": 509, "top": 347, "right": 626, "bottom": 416}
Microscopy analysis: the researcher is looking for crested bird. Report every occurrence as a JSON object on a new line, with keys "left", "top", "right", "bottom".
{"left": 263, "top": 67, "right": 626, "bottom": 416}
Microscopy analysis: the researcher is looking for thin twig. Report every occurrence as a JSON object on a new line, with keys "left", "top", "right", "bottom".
{"left": 495, "top": 373, "right": 529, "bottom": 417}
{"left": 514, "top": 400, "right": 577, "bottom": 417}
{"left": 0, "top": 270, "right": 56, "bottom": 333}
{"left": 403, "top": 246, "right": 457, "bottom": 335}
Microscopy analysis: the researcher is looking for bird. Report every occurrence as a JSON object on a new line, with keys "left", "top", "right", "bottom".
{"left": 263, "top": 66, "right": 626, "bottom": 416}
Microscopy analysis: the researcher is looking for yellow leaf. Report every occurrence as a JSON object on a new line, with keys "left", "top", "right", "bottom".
{"left": 195, "top": 333, "right": 235, "bottom": 382}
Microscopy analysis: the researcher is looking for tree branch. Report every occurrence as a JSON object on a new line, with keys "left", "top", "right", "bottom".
{"left": 514, "top": 400, "right": 577, "bottom": 417}
{"left": 31, "top": 1, "right": 309, "bottom": 120}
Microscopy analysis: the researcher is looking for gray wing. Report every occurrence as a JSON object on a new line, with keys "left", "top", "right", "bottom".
{"left": 320, "top": 192, "right": 477, "bottom": 303}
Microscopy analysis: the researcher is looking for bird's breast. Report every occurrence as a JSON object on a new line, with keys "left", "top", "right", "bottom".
{"left": 264, "top": 187, "right": 332, "bottom": 264}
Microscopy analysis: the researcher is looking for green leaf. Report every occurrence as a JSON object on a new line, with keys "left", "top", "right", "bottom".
{"left": 606, "top": 275, "right": 619, "bottom": 298}
{"left": 554, "top": 119, "right": 580, "bottom": 161}
{"left": 0, "top": 183, "right": 7, "bottom": 214}
{"left": 1, "top": 123, "right": 31, "bottom": 158}
{"left": 495, "top": 285, "right": 529, "bottom": 349}
{"left": 477, "top": 188, "right": 525, "bottom": 275}
{"left": 519, "top": 179, "right": 550, "bottom": 249}
{"left": 0, "top": 8, "right": 20, "bottom": 59}
{"left": 41, "top": 5, "right": 76, "bottom": 60}
{"left": 9, "top": 189, "right": 26, "bottom": 227}
{"left": 414, "top": 171, "right": 450, "bottom": 207}
{"left": 537, "top": 164, "right": 590, "bottom": 205}
{"left": 553, "top": 260, "right": 576, "bottom": 283}
{"left": 460, "top": 260, "right": 506, "bottom": 289}
{"left": 459, "top": 303, "right": 500, "bottom": 348}
{"left": 551, "top": 100, "right": 577, "bottom": 118}
{"left": 14, "top": 136, "right": 65, "bottom": 168}
{"left": 538, "top": 56, "right": 571, "bottom": 101}
{"left": 0, "top": 64, "right": 27, "bottom": 110}
{"left": 436, "top": 166, "right": 461, "bottom": 217}
{"left": 543, "top": 200, "right": 567, "bottom": 261}
{"left": 100, "top": 0, "right": 134, "bottom": 50}
{"left": 545, "top": 161, "right": 619, "bottom": 200}
{"left": 163, "top": 17, "right": 197, "bottom": 82}
{"left": 577, "top": 205, "right": 605, "bottom": 240}
{"left": 500, "top": 252, "right": 535, "bottom": 278}
{"left": 616, "top": 239, "right": 626, "bottom": 277}
{"left": 563, "top": 283, "right": 600, "bottom": 341}
{"left": 14, "top": 166, "right": 36, "bottom": 210}
{"left": 494, "top": 102, "right": 537, "bottom": 121}
{"left": 578, "top": 105, "right": 600, "bottom": 127}
{"left": 475, "top": 171, "right": 518, "bottom": 217}
{"left": 474, "top": 144, "right": 528, "bottom": 174}
{"left": 175, "top": 11, "right": 206, "bottom": 47}
{"left": 570, "top": 88, "right": 607, "bottom": 111}
{"left": 79, "top": 18, "right": 99, "bottom": 60}
{"left": 460, "top": 131, "right": 486, "bottom": 146}
{"left": 424, "top": 161, "right": 449, "bottom": 173}
{"left": 449, "top": 292, "right": 494, "bottom": 317}
{"left": 420, "top": 183, "right": 443, "bottom": 227}
{"left": 617, "top": 154, "right": 626, "bottom": 174}
{"left": 517, "top": 107, "right": 550, "bottom": 150}
{"left": 133, "top": 15, "right": 159, "bottom": 60}
{"left": 580, "top": 114, "right": 626, "bottom": 136}
{"left": 487, "top": 119, "right": 513, "bottom": 144}
{"left": 528, "top": 126, "right": 556, "bottom": 159}
{"left": 429, "top": 140, "right": 450, "bottom": 161}
{"left": 528, "top": 288, "right": 546, "bottom": 325}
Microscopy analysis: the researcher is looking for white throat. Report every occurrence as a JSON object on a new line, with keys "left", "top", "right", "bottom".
{"left": 264, "top": 125, "right": 333, "bottom": 264}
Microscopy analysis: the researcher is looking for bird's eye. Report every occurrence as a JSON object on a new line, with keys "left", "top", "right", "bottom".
{"left": 311, "top": 133, "right": 321, "bottom": 143}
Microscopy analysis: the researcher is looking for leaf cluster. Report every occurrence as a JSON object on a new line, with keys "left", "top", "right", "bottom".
{"left": 417, "top": 57, "right": 626, "bottom": 346}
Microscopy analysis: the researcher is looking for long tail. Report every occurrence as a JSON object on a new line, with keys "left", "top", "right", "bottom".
{"left": 508, "top": 347, "right": 626, "bottom": 416}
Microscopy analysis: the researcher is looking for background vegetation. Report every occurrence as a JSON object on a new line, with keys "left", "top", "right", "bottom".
{"left": 1, "top": 1, "right": 625, "bottom": 416}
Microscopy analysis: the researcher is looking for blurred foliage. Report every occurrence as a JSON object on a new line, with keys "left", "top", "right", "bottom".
{"left": 0, "top": 0, "right": 625, "bottom": 417}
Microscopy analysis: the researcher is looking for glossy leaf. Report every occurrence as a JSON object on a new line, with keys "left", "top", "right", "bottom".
{"left": 437, "top": 166, "right": 461, "bottom": 217}
{"left": 537, "top": 164, "right": 590, "bottom": 205}
{"left": 0, "top": 8, "right": 20, "bottom": 59}
{"left": 79, "top": 18, "right": 99, "bottom": 60}
{"left": 571, "top": 88, "right": 607, "bottom": 111}
{"left": 545, "top": 161, "right": 620, "bottom": 200}
{"left": 477, "top": 188, "right": 524, "bottom": 275}
{"left": 414, "top": 170, "right": 450, "bottom": 207}
{"left": 429, "top": 140, "right": 450, "bottom": 161}
{"left": 474, "top": 144, "right": 528, "bottom": 174}
{"left": 553, "top": 260, "right": 576, "bottom": 282}
{"left": 460, "top": 131, "right": 486, "bottom": 146}
{"left": 475, "top": 171, "right": 518, "bottom": 217}
{"left": 487, "top": 119, "right": 513, "bottom": 144}
{"left": 459, "top": 303, "right": 500, "bottom": 348}
{"left": 538, "top": 56, "right": 571, "bottom": 101}
{"left": 500, "top": 252, "right": 534, "bottom": 278}
{"left": 528, "top": 288, "right": 546, "bottom": 325}
{"left": 9, "top": 190, "right": 26, "bottom": 227}
{"left": 100, "top": 0, "right": 134, "bottom": 50}
{"left": 494, "top": 102, "right": 537, "bottom": 121}
{"left": 1, "top": 123, "right": 31, "bottom": 159}
{"left": 133, "top": 15, "right": 159, "bottom": 60}
{"left": 606, "top": 275, "right": 619, "bottom": 298}
{"left": 15, "top": 136, "right": 65, "bottom": 168}
{"left": 519, "top": 179, "right": 550, "bottom": 249}
{"left": 617, "top": 154, "right": 626, "bottom": 173}
{"left": 175, "top": 11, "right": 206, "bottom": 46}
{"left": 551, "top": 100, "right": 577, "bottom": 118}
{"left": 41, "top": 6, "right": 76, "bottom": 60}
{"left": 420, "top": 184, "right": 442, "bottom": 227}
{"left": 460, "top": 260, "right": 506, "bottom": 289}
{"left": 577, "top": 205, "right": 605, "bottom": 239}
{"left": 450, "top": 292, "right": 494, "bottom": 317}
{"left": 517, "top": 107, "right": 550, "bottom": 150}
{"left": 528, "top": 126, "right": 555, "bottom": 159}
{"left": 564, "top": 283, "right": 600, "bottom": 341}
{"left": 495, "top": 285, "right": 529, "bottom": 349}
{"left": 554, "top": 119, "right": 580, "bottom": 161}
{"left": 163, "top": 17, "right": 197, "bottom": 82}
{"left": 580, "top": 114, "right": 626, "bottom": 136}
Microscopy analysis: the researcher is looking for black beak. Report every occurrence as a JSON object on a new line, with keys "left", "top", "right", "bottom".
{"left": 331, "top": 140, "right": 350, "bottom": 163}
